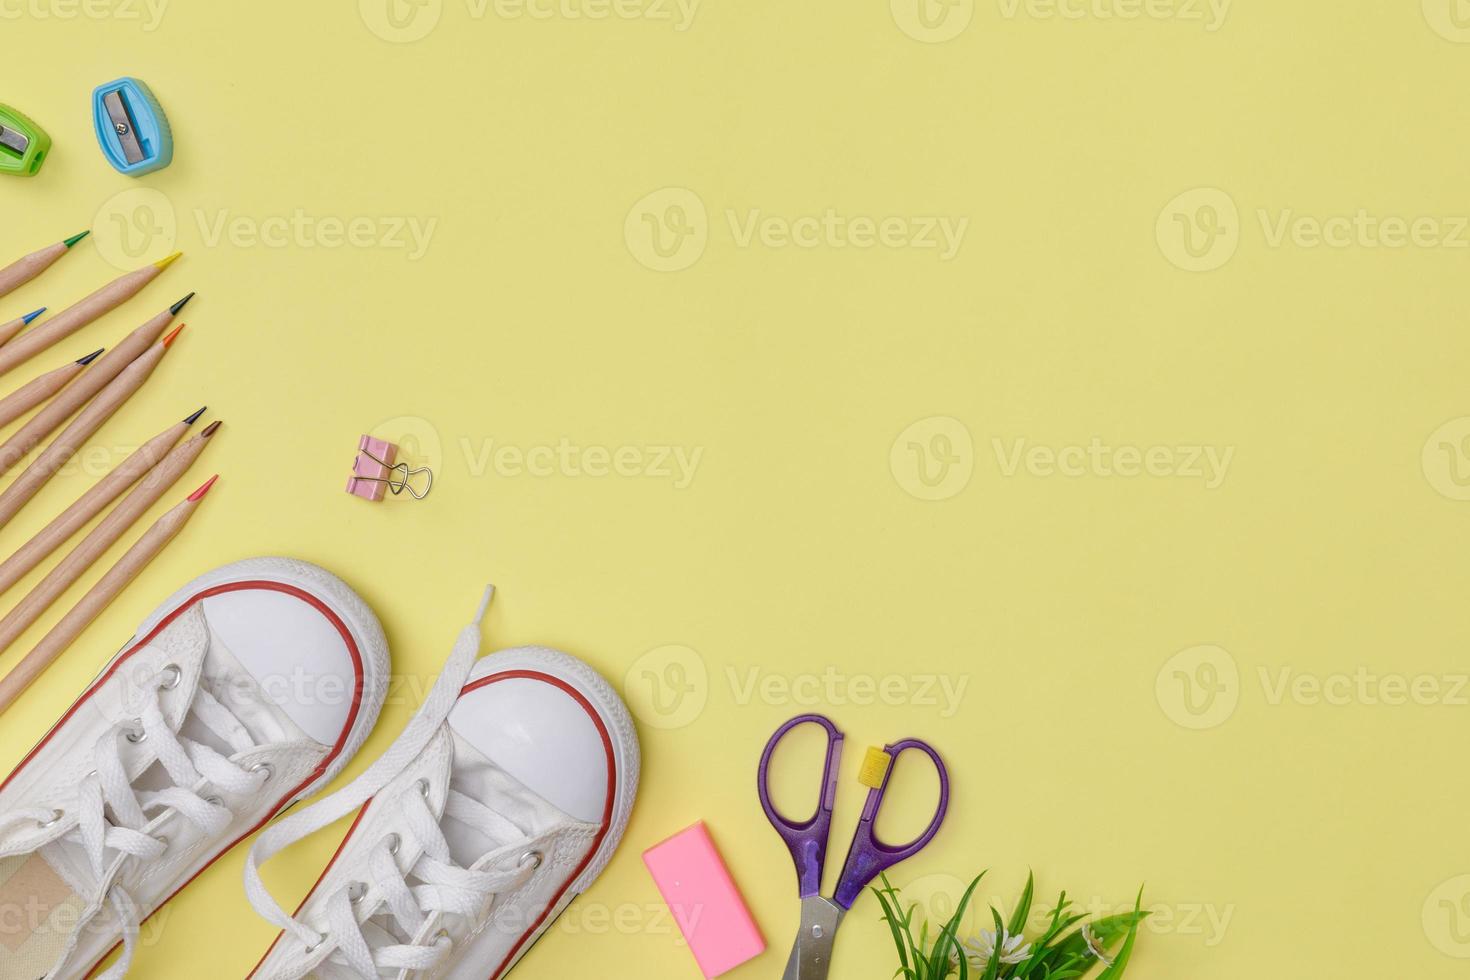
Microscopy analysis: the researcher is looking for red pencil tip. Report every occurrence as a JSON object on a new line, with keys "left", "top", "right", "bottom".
{"left": 162, "top": 324, "right": 185, "bottom": 348}
{"left": 187, "top": 474, "right": 218, "bottom": 501}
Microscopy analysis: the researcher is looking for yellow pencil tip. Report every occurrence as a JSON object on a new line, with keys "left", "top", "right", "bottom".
{"left": 153, "top": 251, "right": 183, "bottom": 271}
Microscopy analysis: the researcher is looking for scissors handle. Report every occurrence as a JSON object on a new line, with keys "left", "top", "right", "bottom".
{"left": 832, "top": 737, "right": 949, "bottom": 910}
{"left": 758, "top": 713, "right": 844, "bottom": 899}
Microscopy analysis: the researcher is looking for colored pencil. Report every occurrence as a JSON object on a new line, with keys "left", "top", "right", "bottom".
{"left": 0, "top": 413, "right": 212, "bottom": 598}
{"left": 0, "top": 232, "right": 89, "bottom": 301}
{"left": 0, "top": 308, "right": 47, "bottom": 348}
{"left": 0, "top": 254, "right": 182, "bottom": 379}
{"left": 0, "top": 434, "right": 216, "bottom": 659}
{"left": 0, "top": 337, "right": 184, "bottom": 529}
{"left": 0, "top": 476, "right": 216, "bottom": 714}
{"left": 0, "top": 304, "right": 187, "bottom": 478}
{"left": 0, "top": 349, "right": 102, "bottom": 431}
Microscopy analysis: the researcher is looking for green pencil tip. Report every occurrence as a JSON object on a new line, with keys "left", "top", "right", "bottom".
{"left": 63, "top": 230, "right": 91, "bottom": 249}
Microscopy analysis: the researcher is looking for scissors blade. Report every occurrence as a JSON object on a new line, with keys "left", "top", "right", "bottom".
{"left": 783, "top": 896, "right": 845, "bottom": 980}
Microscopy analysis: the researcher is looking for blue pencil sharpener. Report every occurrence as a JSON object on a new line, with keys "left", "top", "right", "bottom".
{"left": 92, "top": 77, "right": 172, "bottom": 176}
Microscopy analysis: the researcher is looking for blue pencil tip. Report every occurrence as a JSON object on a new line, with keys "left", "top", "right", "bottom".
{"left": 23, "top": 308, "right": 45, "bottom": 325}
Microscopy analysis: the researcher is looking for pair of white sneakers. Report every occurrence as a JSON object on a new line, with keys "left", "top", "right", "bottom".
{"left": 0, "top": 558, "right": 641, "bottom": 979}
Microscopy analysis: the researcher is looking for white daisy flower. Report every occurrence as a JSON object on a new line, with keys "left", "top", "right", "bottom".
{"left": 1081, "top": 922, "right": 1116, "bottom": 967}
{"left": 956, "top": 927, "right": 1032, "bottom": 973}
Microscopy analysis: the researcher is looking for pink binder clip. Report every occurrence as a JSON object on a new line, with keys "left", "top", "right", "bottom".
{"left": 346, "top": 434, "right": 432, "bottom": 501}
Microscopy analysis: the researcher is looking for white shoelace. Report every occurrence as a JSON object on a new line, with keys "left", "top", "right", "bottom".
{"left": 246, "top": 588, "right": 526, "bottom": 978}
{"left": 0, "top": 664, "right": 270, "bottom": 980}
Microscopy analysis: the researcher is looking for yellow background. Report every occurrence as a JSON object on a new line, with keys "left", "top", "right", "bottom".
{"left": 2, "top": 0, "right": 1468, "bottom": 976}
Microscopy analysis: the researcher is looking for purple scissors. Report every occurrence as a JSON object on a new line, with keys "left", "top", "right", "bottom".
{"left": 758, "top": 713, "right": 950, "bottom": 980}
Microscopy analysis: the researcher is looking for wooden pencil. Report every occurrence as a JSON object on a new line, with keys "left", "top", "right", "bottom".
{"left": 0, "top": 307, "right": 47, "bottom": 348}
{"left": 0, "top": 337, "right": 181, "bottom": 529}
{"left": 0, "top": 413, "right": 213, "bottom": 597}
{"left": 0, "top": 309, "right": 185, "bottom": 478}
{"left": 0, "top": 348, "right": 102, "bottom": 431}
{"left": 0, "top": 254, "right": 182, "bottom": 379}
{"left": 0, "top": 432, "right": 216, "bottom": 659}
{"left": 0, "top": 476, "right": 216, "bottom": 714}
{"left": 0, "top": 232, "right": 89, "bottom": 301}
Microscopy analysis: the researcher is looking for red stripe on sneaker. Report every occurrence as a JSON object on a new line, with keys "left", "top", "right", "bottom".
{"left": 247, "top": 668, "right": 618, "bottom": 980}
{"left": 0, "top": 581, "right": 367, "bottom": 979}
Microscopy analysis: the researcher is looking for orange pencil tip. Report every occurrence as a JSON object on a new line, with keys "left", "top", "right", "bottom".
{"left": 162, "top": 324, "right": 185, "bottom": 348}
{"left": 187, "top": 475, "right": 219, "bottom": 501}
{"left": 153, "top": 251, "right": 183, "bottom": 271}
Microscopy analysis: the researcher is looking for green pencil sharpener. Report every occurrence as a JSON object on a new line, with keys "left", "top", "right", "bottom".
{"left": 0, "top": 104, "right": 50, "bottom": 177}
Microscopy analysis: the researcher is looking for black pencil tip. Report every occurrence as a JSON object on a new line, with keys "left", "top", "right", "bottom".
{"left": 77, "top": 348, "right": 105, "bottom": 365}
{"left": 183, "top": 406, "right": 207, "bottom": 425}
{"left": 170, "top": 292, "right": 195, "bottom": 316}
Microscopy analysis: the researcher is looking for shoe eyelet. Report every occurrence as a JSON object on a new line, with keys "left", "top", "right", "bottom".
{"left": 519, "top": 850, "right": 545, "bottom": 871}
{"left": 384, "top": 833, "right": 402, "bottom": 856}
{"left": 250, "top": 763, "right": 273, "bottom": 784}
{"left": 348, "top": 881, "right": 368, "bottom": 904}
{"left": 204, "top": 796, "right": 224, "bottom": 808}
{"left": 416, "top": 778, "right": 431, "bottom": 798}
{"left": 125, "top": 721, "right": 146, "bottom": 744}
{"left": 153, "top": 834, "right": 169, "bottom": 850}
{"left": 37, "top": 808, "right": 63, "bottom": 828}
{"left": 303, "top": 932, "right": 327, "bottom": 954}
{"left": 157, "top": 664, "right": 182, "bottom": 690}
{"left": 433, "top": 928, "right": 451, "bottom": 946}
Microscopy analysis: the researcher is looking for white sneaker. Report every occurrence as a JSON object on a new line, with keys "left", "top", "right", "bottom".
{"left": 245, "top": 588, "right": 640, "bottom": 980}
{"left": 0, "top": 557, "right": 390, "bottom": 980}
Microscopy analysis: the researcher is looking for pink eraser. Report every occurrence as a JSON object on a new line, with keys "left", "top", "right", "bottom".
{"left": 643, "top": 822, "right": 765, "bottom": 978}
{"left": 346, "top": 435, "right": 396, "bottom": 501}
